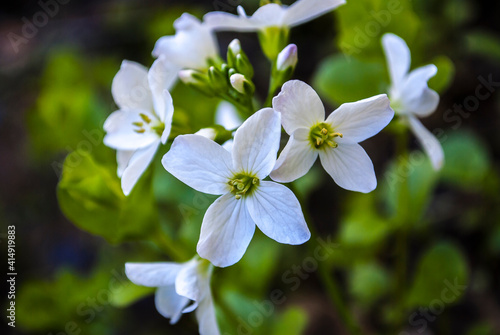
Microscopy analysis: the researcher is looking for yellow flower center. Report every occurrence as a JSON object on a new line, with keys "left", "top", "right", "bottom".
{"left": 309, "top": 122, "right": 343, "bottom": 150}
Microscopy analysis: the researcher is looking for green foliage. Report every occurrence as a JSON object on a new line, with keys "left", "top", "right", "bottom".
{"left": 270, "top": 307, "right": 309, "bottom": 335}
{"left": 339, "top": 194, "right": 392, "bottom": 247}
{"left": 440, "top": 131, "right": 491, "bottom": 189}
{"left": 335, "top": 0, "right": 420, "bottom": 61}
{"left": 313, "top": 55, "right": 386, "bottom": 105}
{"left": 349, "top": 262, "right": 391, "bottom": 307}
{"left": 406, "top": 242, "right": 468, "bottom": 307}
{"left": 57, "top": 150, "right": 158, "bottom": 244}
{"left": 27, "top": 49, "right": 113, "bottom": 160}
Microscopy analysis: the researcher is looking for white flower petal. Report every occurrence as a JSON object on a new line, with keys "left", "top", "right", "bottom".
{"left": 382, "top": 33, "right": 411, "bottom": 90}
{"left": 162, "top": 135, "right": 233, "bottom": 195}
{"left": 222, "top": 139, "right": 234, "bottom": 153}
{"left": 103, "top": 110, "right": 159, "bottom": 150}
{"left": 196, "top": 293, "right": 221, "bottom": 335}
{"left": 319, "top": 142, "right": 377, "bottom": 193}
{"left": 273, "top": 80, "right": 325, "bottom": 134}
{"left": 117, "top": 150, "right": 134, "bottom": 178}
{"left": 249, "top": 3, "right": 287, "bottom": 26}
{"left": 111, "top": 60, "right": 153, "bottom": 111}
{"left": 270, "top": 128, "right": 318, "bottom": 183}
{"left": 121, "top": 142, "right": 159, "bottom": 196}
{"left": 232, "top": 108, "right": 281, "bottom": 179}
{"left": 125, "top": 262, "right": 183, "bottom": 287}
{"left": 215, "top": 101, "right": 242, "bottom": 130}
{"left": 160, "top": 90, "right": 174, "bottom": 145}
{"left": 325, "top": 94, "right": 394, "bottom": 143}
{"left": 407, "top": 116, "right": 444, "bottom": 170}
{"left": 247, "top": 181, "right": 310, "bottom": 244}
{"left": 148, "top": 56, "right": 179, "bottom": 121}
{"left": 203, "top": 11, "right": 258, "bottom": 32}
{"left": 197, "top": 193, "right": 256, "bottom": 268}
{"left": 284, "top": 0, "right": 346, "bottom": 27}
{"left": 400, "top": 65, "right": 439, "bottom": 117}
{"left": 175, "top": 259, "right": 201, "bottom": 304}
{"left": 153, "top": 13, "right": 218, "bottom": 70}
{"left": 155, "top": 285, "right": 190, "bottom": 324}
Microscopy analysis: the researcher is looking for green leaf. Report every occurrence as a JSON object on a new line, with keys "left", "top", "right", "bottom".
{"left": 382, "top": 153, "right": 439, "bottom": 221}
{"left": 465, "top": 30, "right": 500, "bottom": 63}
{"left": 349, "top": 262, "right": 391, "bottom": 306}
{"left": 109, "top": 284, "right": 155, "bottom": 308}
{"left": 270, "top": 307, "right": 308, "bottom": 335}
{"left": 313, "top": 55, "right": 386, "bottom": 105}
{"left": 406, "top": 242, "right": 468, "bottom": 307}
{"left": 440, "top": 131, "right": 491, "bottom": 189}
{"left": 335, "top": 0, "right": 420, "bottom": 61}
{"left": 339, "top": 193, "right": 392, "bottom": 247}
{"left": 57, "top": 150, "right": 158, "bottom": 244}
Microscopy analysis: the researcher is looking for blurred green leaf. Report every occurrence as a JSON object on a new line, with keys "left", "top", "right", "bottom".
{"left": 270, "top": 307, "right": 308, "bottom": 335}
{"left": 406, "top": 242, "right": 468, "bottom": 307}
{"left": 466, "top": 323, "right": 495, "bottom": 335}
{"left": 382, "top": 153, "right": 439, "bottom": 221}
{"left": 313, "top": 55, "right": 386, "bottom": 105}
{"left": 57, "top": 150, "right": 158, "bottom": 244}
{"left": 465, "top": 30, "right": 500, "bottom": 62}
{"left": 440, "top": 131, "right": 491, "bottom": 189}
{"left": 335, "top": 0, "right": 420, "bottom": 61}
{"left": 339, "top": 193, "right": 392, "bottom": 247}
{"left": 110, "top": 284, "right": 155, "bottom": 308}
{"left": 349, "top": 262, "right": 391, "bottom": 307}
{"left": 428, "top": 55, "right": 455, "bottom": 93}
{"left": 27, "top": 49, "right": 111, "bottom": 160}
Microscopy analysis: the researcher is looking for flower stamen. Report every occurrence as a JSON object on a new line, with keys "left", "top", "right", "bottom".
{"left": 309, "top": 123, "right": 343, "bottom": 150}
{"left": 228, "top": 174, "right": 259, "bottom": 199}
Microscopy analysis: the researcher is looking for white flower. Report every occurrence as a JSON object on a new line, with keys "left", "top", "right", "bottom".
{"left": 204, "top": 0, "right": 346, "bottom": 32}
{"left": 153, "top": 13, "right": 219, "bottom": 71}
{"left": 270, "top": 80, "right": 394, "bottom": 193}
{"left": 382, "top": 33, "right": 444, "bottom": 170}
{"left": 104, "top": 57, "right": 175, "bottom": 195}
{"left": 125, "top": 258, "right": 220, "bottom": 335}
{"left": 162, "top": 108, "right": 310, "bottom": 267}
{"left": 277, "top": 44, "right": 298, "bottom": 72}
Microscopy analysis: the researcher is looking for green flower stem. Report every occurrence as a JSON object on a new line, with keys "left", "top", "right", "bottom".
{"left": 264, "top": 61, "right": 279, "bottom": 107}
{"left": 395, "top": 128, "right": 411, "bottom": 308}
{"left": 151, "top": 227, "right": 189, "bottom": 262}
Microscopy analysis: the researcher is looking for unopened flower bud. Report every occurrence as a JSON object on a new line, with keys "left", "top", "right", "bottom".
{"left": 229, "top": 39, "right": 241, "bottom": 56}
{"left": 178, "top": 69, "right": 215, "bottom": 97}
{"left": 277, "top": 44, "right": 298, "bottom": 72}
{"left": 178, "top": 69, "right": 199, "bottom": 85}
{"left": 230, "top": 74, "right": 255, "bottom": 95}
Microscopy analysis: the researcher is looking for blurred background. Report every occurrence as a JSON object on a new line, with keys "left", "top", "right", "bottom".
{"left": 1, "top": 0, "right": 499, "bottom": 334}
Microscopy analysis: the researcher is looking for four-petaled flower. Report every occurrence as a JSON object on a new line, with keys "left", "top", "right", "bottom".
{"left": 270, "top": 80, "right": 394, "bottom": 193}
{"left": 125, "top": 258, "right": 220, "bottom": 335}
{"left": 204, "top": 0, "right": 346, "bottom": 32}
{"left": 163, "top": 108, "right": 310, "bottom": 267}
{"left": 104, "top": 57, "right": 175, "bottom": 195}
{"left": 382, "top": 33, "right": 444, "bottom": 170}
{"left": 153, "top": 13, "right": 219, "bottom": 71}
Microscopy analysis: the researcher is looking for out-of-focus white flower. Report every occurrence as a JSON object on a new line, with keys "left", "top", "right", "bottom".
{"left": 104, "top": 57, "right": 175, "bottom": 195}
{"left": 125, "top": 258, "right": 220, "bottom": 335}
{"left": 271, "top": 80, "right": 394, "bottom": 193}
{"left": 204, "top": 0, "right": 346, "bottom": 32}
{"left": 382, "top": 33, "right": 444, "bottom": 170}
{"left": 153, "top": 13, "right": 219, "bottom": 71}
{"left": 162, "top": 108, "right": 310, "bottom": 267}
